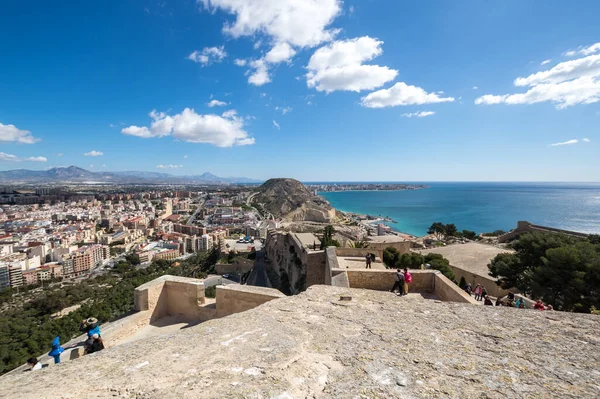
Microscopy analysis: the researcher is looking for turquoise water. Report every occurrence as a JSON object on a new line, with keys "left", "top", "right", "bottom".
{"left": 319, "top": 182, "right": 600, "bottom": 236}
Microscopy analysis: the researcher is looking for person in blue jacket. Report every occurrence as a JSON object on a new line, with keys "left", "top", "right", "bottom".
{"left": 80, "top": 317, "right": 101, "bottom": 353}
{"left": 48, "top": 336, "right": 64, "bottom": 364}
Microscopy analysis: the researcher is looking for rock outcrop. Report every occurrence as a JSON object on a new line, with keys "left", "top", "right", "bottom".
{"left": 254, "top": 178, "right": 335, "bottom": 222}
{"left": 2, "top": 285, "right": 599, "bottom": 398}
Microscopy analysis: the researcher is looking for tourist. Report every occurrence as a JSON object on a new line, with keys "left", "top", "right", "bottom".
{"left": 507, "top": 292, "right": 515, "bottom": 301}
{"left": 474, "top": 284, "right": 482, "bottom": 301}
{"left": 546, "top": 304, "right": 554, "bottom": 311}
{"left": 519, "top": 302, "right": 526, "bottom": 309}
{"left": 390, "top": 269, "right": 405, "bottom": 295}
{"left": 483, "top": 295, "right": 493, "bottom": 306}
{"left": 80, "top": 317, "right": 101, "bottom": 353}
{"left": 515, "top": 297, "right": 524, "bottom": 308}
{"left": 365, "top": 253, "right": 372, "bottom": 269}
{"left": 403, "top": 268, "right": 412, "bottom": 295}
{"left": 481, "top": 287, "right": 488, "bottom": 300}
{"left": 86, "top": 334, "right": 105, "bottom": 354}
{"left": 534, "top": 300, "right": 545, "bottom": 310}
{"left": 495, "top": 297, "right": 503, "bottom": 306}
{"left": 26, "top": 357, "right": 42, "bottom": 371}
{"left": 465, "top": 283, "right": 473, "bottom": 296}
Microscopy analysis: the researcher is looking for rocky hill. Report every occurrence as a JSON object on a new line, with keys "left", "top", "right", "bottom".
{"left": 1, "top": 285, "right": 598, "bottom": 398}
{"left": 253, "top": 178, "right": 335, "bottom": 222}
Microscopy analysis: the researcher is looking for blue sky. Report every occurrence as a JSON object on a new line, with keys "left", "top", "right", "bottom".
{"left": 1, "top": 0, "right": 599, "bottom": 181}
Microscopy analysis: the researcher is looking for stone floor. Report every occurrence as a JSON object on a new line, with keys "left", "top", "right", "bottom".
{"left": 5, "top": 285, "right": 596, "bottom": 398}
{"left": 337, "top": 256, "right": 387, "bottom": 269}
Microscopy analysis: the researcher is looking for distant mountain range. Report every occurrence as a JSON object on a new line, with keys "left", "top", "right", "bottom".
{"left": 0, "top": 166, "right": 261, "bottom": 184}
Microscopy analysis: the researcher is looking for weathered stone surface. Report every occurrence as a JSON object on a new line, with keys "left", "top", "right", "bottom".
{"left": 2, "top": 285, "right": 599, "bottom": 398}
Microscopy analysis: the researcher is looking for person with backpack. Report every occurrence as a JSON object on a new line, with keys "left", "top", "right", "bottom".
{"left": 365, "top": 253, "right": 372, "bottom": 269}
{"left": 390, "top": 269, "right": 405, "bottom": 295}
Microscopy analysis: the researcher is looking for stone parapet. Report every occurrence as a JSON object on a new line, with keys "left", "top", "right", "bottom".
{"left": 216, "top": 285, "right": 285, "bottom": 318}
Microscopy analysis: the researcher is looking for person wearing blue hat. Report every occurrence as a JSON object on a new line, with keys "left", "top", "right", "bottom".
{"left": 48, "top": 336, "right": 64, "bottom": 364}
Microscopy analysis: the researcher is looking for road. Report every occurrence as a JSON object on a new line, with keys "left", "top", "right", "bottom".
{"left": 186, "top": 198, "right": 205, "bottom": 225}
{"left": 245, "top": 251, "right": 271, "bottom": 288}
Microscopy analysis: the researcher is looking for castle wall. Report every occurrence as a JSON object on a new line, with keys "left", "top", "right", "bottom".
{"left": 216, "top": 285, "right": 285, "bottom": 318}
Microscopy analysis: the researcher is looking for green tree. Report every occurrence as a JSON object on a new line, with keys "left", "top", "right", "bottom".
{"left": 458, "top": 276, "right": 467, "bottom": 289}
{"left": 427, "top": 222, "right": 446, "bottom": 240}
{"left": 348, "top": 240, "right": 369, "bottom": 248}
{"left": 488, "top": 253, "right": 527, "bottom": 291}
{"left": 382, "top": 247, "right": 400, "bottom": 268}
{"left": 424, "top": 253, "right": 455, "bottom": 280}
{"left": 444, "top": 224, "right": 458, "bottom": 238}
{"left": 461, "top": 230, "right": 477, "bottom": 240}
{"left": 395, "top": 253, "right": 424, "bottom": 269}
{"left": 125, "top": 254, "right": 141, "bottom": 265}
{"left": 320, "top": 225, "right": 340, "bottom": 249}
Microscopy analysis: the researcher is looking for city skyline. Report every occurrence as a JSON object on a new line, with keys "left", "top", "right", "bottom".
{"left": 1, "top": 1, "right": 600, "bottom": 181}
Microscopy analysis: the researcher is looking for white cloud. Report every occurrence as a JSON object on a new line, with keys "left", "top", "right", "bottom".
{"left": 349, "top": 5, "right": 354, "bottom": 14}
{"left": 208, "top": 99, "right": 228, "bottom": 107}
{"left": 550, "top": 139, "right": 578, "bottom": 146}
{"left": 582, "top": 137, "right": 591, "bottom": 142}
{"left": 563, "top": 42, "right": 600, "bottom": 57}
{"left": 183, "top": 155, "right": 189, "bottom": 159}
{"left": 156, "top": 164, "right": 183, "bottom": 169}
{"left": 260, "top": 92, "right": 268, "bottom": 98}
{"left": 272, "top": 120, "right": 280, "bottom": 129}
{"left": 199, "top": 0, "right": 342, "bottom": 48}
{"left": 306, "top": 36, "right": 398, "bottom": 93}
{"left": 361, "top": 82, "right": 455, "bottom": 108}
{"left": 264, "top": 42, "right": 296, "bottom": 64}
{"left": 55, "top": 153, "right": 64, "bottom": 157}
{"left": 476, "top": 51, "right": 600, "bottom": 109}
{"left": 0, "top": 152, "right": 20, "bottom": 162}
{"left": 472, "top": 86, "right": 478, "bottom": 90}
{"left": 24, "top": 156, "right": 47, "bottom": 162}
{"left": 474, "top": 94, "right": 508, "bottom": 105}
{"left": 234, "top": 58, "right": 247, "bottom": 66}
{"left": 187, "top": 46, "right": 227, "bottom": 66}
{"left": 221, "top": 110, "right": 238, "bottom": 119}
{"left": 541, "top": 59, "right": 551, "bottom": 66}
{"left": 122, "top": 108, "right": 255, "bottom": 147}
{"left": 0, "top": 122, "right": 40, "bottom": 144}
{"left": 402, "top": 111, "right": 435, "bottom": 118}
{"left": 84, "top": 150, "right": 104, "bottom": 157}
{"left": 280, "top": 106, "right": 292, "bottom": 115}
{"left": 247, "top": 59, "right": 271, "bottom": 86}
{"left": 109, "top": 123, "right": 115, "bottom": 128}
{"left": 121, "top": 125, "right": 154, "bottom": 138}
{"left": 514, "top": 54, "right": 600, "bottom": 87}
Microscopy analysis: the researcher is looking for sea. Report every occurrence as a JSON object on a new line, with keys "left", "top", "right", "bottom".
{"left": 317, "top": 182, "right": 600, "bottom": 237}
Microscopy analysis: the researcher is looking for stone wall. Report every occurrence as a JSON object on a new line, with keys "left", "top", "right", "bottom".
{"left": 216, "top": 285, "right": 285, "bottom": 318}
{"left": 134, "top": 275, "right": 206, "bottom": 323}
{"left": 450, "top": 265, "right": 509, "bottom": 298}
{"left": 331, "top": 270, "right": 349, "bottom": 288}
{"left": 433, "top": 272, "right": 479, "bottom": 304}
{"left": 498, "top": 220, "right": 590, "bottom": 243}
{"left": 215, "top": 259, "right": 254, "bottom": 275}
{"left": 264, "top": 230, "right": 328, "bottom": 294}
{"left": 344, "top": 269, "right": 434, "bottom": 292}
{"left": 341, "top": 269, "right": 476, "bottom": 304}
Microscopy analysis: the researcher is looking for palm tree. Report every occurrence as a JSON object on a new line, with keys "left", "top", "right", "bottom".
{"left": 348, "top": 240, "right": 369, "bottom": 248}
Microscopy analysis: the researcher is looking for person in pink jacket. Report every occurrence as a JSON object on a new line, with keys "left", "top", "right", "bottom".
{"left": 403, "top": 268, "right": 412, "bottom": 295}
